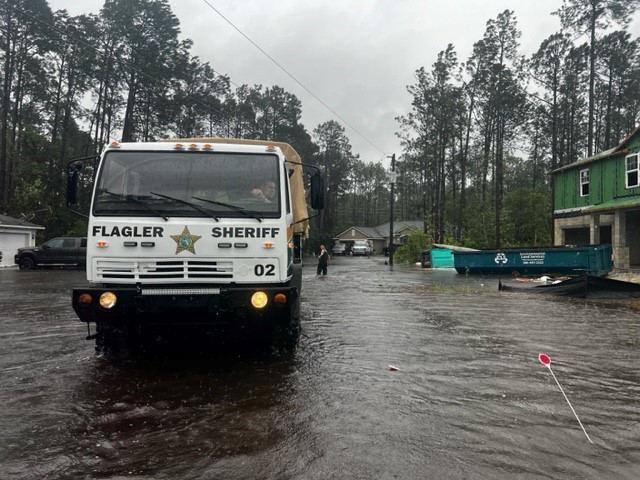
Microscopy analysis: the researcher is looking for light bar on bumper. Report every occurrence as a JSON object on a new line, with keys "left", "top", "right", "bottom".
{"left": 72, "top": 286, "right": 298, "bottom": 323}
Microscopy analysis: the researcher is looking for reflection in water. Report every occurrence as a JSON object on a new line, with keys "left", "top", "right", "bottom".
{"left": 1, "top": 263, "right": 640, "bottom": 479}
{"left": 65, "top": 353, "right": 298, "bottom": 479}
{"left": 294, "top": 261, "right": 640, "bottom": 479}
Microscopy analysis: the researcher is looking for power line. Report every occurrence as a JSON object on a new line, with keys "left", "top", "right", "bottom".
{"left": 200, "top": 0, "right": 386, "bottom": 155}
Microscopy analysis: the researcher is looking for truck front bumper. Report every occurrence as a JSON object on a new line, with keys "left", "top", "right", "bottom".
{"left": 72, "top": 284, "right": 298, "bottom": 327}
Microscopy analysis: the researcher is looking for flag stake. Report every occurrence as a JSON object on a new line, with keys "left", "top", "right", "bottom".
{"left": 539, "top": 353, "right": 593, "bottom": 444}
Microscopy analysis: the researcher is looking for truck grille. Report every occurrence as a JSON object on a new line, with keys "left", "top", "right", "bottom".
{"left": 95, "top": 259, "right": 233, "bottom": 280}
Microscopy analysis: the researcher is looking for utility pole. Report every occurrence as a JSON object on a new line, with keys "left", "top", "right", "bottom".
{"left": 389, "top": 154, "right": 396, "bottom": 267}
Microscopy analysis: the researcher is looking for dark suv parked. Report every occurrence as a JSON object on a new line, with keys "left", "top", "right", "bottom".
{"left": 15, "top": 237, "right": 87, "bottom": 270}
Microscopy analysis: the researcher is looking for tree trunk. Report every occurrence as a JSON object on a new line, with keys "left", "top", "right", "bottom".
{"left": 0, "top": 6, "right": 13, "bottom": 207}
{"left": 121, "top": 73, "right": 137, "bottom": 142}
{"left": 587, "top": 2, "right": 597, "bottom": 157}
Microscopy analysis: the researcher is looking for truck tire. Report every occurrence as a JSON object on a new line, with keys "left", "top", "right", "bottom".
{"left": 273, "top": 297, "right": 301, "bottom": 353}
{"left": 95, "top": 322, "right": 142, "bottom": 355}
{"left": 18, "top": 256, "right": 35, "bottom": 270}
{"left": 95, "top": 323, "right": 123, "bottom": 354}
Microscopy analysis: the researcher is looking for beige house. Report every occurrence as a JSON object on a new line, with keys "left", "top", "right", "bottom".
{"left": 334, "top": 221, "right": 423, "bottom": 255}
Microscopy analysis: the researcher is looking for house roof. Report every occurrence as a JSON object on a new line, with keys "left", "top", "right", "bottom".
{"left": 334, "top": 226, "right": 384, "bottom": 240}
{"left": 374, "top": 220, "right": 423, "bottom": 235}
{"left": 334, "top": 220, "right": 423, "bottom": 240}
{"left": 0, "top": 214, "right": 44, "bottom": 230}
{"left": 551, "top": 124, "right": 640, "bottom": 174}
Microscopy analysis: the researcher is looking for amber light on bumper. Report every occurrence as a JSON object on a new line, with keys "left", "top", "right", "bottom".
{"left": 251, "top": 291, "right": 268, "bottom": 309}
{"left": 78, "top": 293, "right": 93, "bottom": 305}
{"left": 99, "top": 292, "right": 118, "bottom": 309}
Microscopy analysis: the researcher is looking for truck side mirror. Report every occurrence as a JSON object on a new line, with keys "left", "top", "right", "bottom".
{"left": 310, "top": 171, "right": 324, "bottom": 210}
{"left": 67, "top": 161, "right": 83, "bottom": 205}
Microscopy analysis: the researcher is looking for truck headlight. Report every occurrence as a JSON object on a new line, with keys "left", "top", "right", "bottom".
{"left": 251, "top": 291, "right": 268, "bottom": 309}
{"left": 99, "top": 292, "right": 117, "bottom": 309}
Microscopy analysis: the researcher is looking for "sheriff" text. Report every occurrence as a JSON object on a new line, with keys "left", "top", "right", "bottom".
{"left": 211, "top": 227, "right": 280, "bottom": 238}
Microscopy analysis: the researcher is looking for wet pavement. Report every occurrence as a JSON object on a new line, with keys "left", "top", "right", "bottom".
{"left": 1, "top": 256, "right": 640, "bottom": 479}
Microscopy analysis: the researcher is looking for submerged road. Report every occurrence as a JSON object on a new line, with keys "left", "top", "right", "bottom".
{"left": 1, "top": 256, "right": 639, "bottom": 479}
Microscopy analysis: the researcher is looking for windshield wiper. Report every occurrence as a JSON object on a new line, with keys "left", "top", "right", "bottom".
{"left": 150, "top": 192, "right": 220, "bottom": 221}
{"left": 192, "top": 196, "right": 263, "bottom": 222}
{"left": 97, "top": 190, "right": 169, "bottom": 221}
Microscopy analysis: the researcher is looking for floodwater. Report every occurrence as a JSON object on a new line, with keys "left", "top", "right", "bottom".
{"left": 1, "top": 256, "right": 639, "bottom": 479}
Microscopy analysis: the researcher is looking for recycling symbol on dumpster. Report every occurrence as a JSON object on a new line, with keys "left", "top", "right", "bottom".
{"left": 494, "top": 252, "right": 508, "bottom": 264}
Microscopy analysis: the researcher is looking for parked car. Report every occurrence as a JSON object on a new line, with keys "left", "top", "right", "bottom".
{"left": 332, "top": 243, "right": 346, "bottom": 255}
{"left": 15, "top": 237, "right": 87, "bottom": 270}
{"left": 351, "top": 240, "right": 373, "bottom": 256}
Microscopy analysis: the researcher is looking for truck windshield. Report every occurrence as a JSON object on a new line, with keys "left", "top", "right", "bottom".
{"left": 93, "top": 151, "right": 280, "bottom": 219}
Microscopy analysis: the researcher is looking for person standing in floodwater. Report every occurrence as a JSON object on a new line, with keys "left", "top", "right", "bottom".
{"left": 316, "top": 244, "right": 329, "bottom": 276}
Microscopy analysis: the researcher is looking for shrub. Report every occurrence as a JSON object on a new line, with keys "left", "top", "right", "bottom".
{"left": 393, "top": 232, "right": 432, "bottom": 264}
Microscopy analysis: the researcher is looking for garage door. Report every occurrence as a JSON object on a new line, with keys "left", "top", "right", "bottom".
{"left": 0, "top": 233, "right": 29, "bottom": 266}
{"left": 563, "top": 227, "right": 589, "bottom": 246}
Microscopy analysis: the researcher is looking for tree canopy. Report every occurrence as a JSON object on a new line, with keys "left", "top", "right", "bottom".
{"left": 0, "top": 1, "right": 638, "bottom": 250}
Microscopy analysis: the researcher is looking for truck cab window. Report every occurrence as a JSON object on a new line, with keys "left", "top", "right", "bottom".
{"left": 94, "top": 151, "right": 281, "bottom": 219}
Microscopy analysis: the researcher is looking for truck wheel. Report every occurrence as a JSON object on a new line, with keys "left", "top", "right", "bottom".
{"left": 18, "top": 257, "right": 35, "bottom": 270}
{"left": 95, "top": 322, "right": 142, "bottom": 355}
{"left": 274, "top": 297, "right": 301, "bottom": 353}
{"left": 95, "top": 323, "right": 123, "bottom": 354}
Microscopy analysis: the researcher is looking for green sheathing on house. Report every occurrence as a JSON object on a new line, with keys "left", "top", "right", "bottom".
{"left": 553, "top": 133, "right": 640, "bottom": 212}
{"left": 552, "top": 126, "right": 640, "bottom": 268}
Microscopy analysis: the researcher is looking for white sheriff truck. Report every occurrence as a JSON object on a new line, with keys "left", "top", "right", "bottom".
{"left": 67, "top": 138, "right": 323, "bottom": 352}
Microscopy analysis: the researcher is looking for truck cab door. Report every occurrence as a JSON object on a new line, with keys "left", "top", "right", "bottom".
{"left": 39, "top": 238, "right": 66, "bottom": 265}
{"left": 59, "top": 238, "right": 81, "bottom": 265}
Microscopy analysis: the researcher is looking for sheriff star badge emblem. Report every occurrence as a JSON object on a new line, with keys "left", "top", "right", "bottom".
{"left": 170, "top": 226, "right": 201, "bottom": 255}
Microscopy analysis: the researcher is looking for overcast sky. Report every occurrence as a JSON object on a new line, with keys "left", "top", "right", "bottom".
{"left": 48, "top": 0, "right": 640, "bottom": 166}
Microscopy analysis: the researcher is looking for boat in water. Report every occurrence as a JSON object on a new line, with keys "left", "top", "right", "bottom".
{"left": 498, "top": 274, "right": 640, "bottom": 299}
